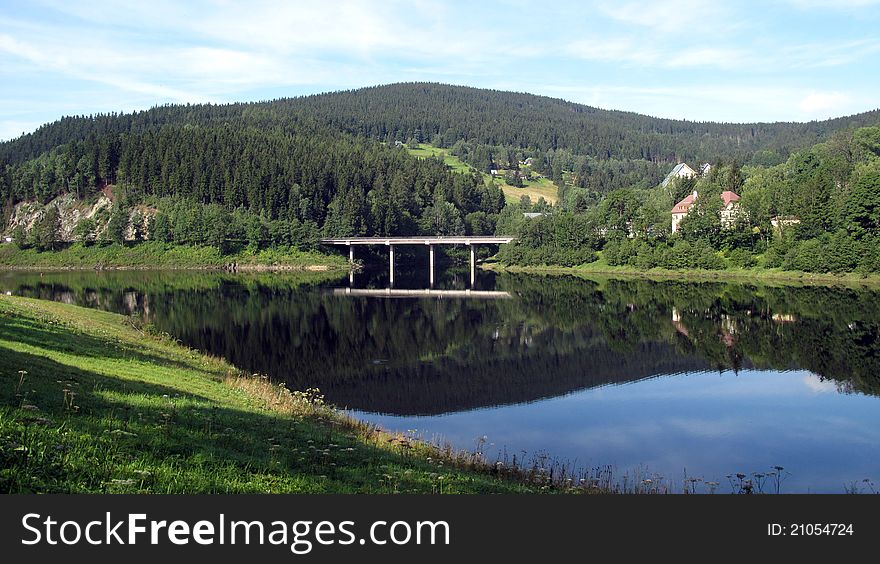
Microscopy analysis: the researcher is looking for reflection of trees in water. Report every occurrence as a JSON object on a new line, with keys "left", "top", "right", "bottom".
{"left": 6, "top": 271, "right": 880, "bottom": 414}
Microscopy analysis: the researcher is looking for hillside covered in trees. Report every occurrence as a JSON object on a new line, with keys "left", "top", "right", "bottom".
{"left": 501, "top": 126, "right": 880, "bottom": 274}
{"left": 1, "top": 82, "right": 879, "bottom": 270}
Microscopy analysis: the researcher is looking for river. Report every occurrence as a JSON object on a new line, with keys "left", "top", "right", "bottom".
{"left": 3, "top": 266, "right": 878, "bottom": 493}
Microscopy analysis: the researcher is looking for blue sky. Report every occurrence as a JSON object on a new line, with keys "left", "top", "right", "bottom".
{"left": 1, "top": 0, "right": 879, "bottom": 141}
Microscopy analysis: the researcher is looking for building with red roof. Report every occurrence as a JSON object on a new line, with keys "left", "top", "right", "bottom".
{"left": 671, "top": 190, "right": 741, "bottom": 233}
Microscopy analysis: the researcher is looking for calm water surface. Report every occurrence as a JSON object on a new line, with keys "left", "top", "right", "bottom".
{"left": 3, "top": 265, "right": 879, "bottom": 492}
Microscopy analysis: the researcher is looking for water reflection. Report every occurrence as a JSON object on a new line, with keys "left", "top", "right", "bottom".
{"left": 2, "top": 269, "right": 880, "bottom": 491}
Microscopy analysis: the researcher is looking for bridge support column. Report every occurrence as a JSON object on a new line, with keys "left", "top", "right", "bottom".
{"left": 348, "top": 245, "right": 354, "bottom": 264}
{"left": 469, "top": 244, "right": 476, "bottom": 286}
{"left": 389, "top": 244, "right": 395, "bottom": 287}
{"left": 429, "top": 245, "right": 435, "bottom": 287}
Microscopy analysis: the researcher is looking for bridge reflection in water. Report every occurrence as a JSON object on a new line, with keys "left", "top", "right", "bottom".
{"left": 320, "top": 236, "right": 515, "bottom": 287}
{"left": 326, "top": 287, "right": 512, "bottom": 299}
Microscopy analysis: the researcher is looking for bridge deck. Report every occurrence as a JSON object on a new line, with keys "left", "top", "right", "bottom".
{"left": 320, "top": 236, "right": 513, "bottom": 245}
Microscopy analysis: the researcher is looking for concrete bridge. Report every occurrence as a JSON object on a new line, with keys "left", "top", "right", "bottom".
{"left": 320, "top": 236, "right": 514, "bottom": 286}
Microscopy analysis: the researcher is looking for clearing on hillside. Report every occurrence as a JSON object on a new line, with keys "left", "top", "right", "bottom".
{"left": 407, "top": 144, "right": 559, "bottom": 205}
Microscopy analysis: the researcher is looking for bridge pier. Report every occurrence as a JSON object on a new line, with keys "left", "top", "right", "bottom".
{"left": 389, "top": 244, "right": 395, "bottom": 287}
{"left": 348, "top": 245, "right": 354, "bottom": 264}
{"left": 469, "top": 244, "right": 476, "bottom": 286}
{"left": 429, "top": 244, "right": 435, "bottom": 287}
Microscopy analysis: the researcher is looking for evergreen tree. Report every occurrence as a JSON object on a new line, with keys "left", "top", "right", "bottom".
{"left": 30, "top": 206, "right": 61, "bottom": 251}
{"left": 73, "top": 217, "right": 97, "bottom": 245}
{"left": 106, "top": 204, "right": 128, "bottom": 244}
{"left": 150, "top": 212, "right": 172, "bottom": 242}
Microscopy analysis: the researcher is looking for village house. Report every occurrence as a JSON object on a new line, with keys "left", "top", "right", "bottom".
{"left": 661, "top": 163, "right": 697, "bottom": 188}
{"left": 671, "top": 190, "right": 741, "bottom": 233}
{"left": 661, "top": 162, "right": 712, "bottom": 188}
{"left": 718, "top": 191, "right": 742, "bottom": 228}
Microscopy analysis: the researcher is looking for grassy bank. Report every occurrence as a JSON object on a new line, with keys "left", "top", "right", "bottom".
{"left": 0, "top": 242, "right": 348, "bottom": 271}
{"left": 485, "top": 255, "right": 880, "bottom": 287}
{"left": 0, "top": 295, "right": 548, "bottom": 493}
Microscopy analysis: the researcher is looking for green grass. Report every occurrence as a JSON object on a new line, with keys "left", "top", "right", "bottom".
{"left": 485, "top": 251, "right": 880, "bottom": 287}
{"left": 0, "top": 242, "right": 348, "bottom": 271}
{"left": 515, "top": 175, "right": 559, "bottom": 205}
{"left": 0, "top": 295, "right": 550, "bottom": 493}
{"left": 407, "top": 144, "right": 474, "bottom": 175}
{"left": 408, "top": 144, "right": 559, "bottom": 204}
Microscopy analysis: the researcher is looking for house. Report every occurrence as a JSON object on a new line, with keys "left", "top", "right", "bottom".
{"left": 671, "top": 191, "right": 698, "bottom": 233}
{"left": 523, "top": 157, "right": 535, "bottom": 167}
{"left": 661, "top": 163, "right": 698, "bottom": 188}
{"left": 700, "top": 163, "right": 712, "bottom": 176}
{"left": 770, "top": 216, "right": 800, "bottom": 234}
{"left": 671, "top": 190, "right": 741, "bottom": 233}
{"left": 718, "top": 191, "right": 742, "bottom": 228}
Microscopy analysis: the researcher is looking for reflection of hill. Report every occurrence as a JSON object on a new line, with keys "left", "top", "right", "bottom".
{"left": 328, "top": 340, "right": 710, "bottom": 415}
{"left": 5, "top": 270, "right": 880, "bottom": 412}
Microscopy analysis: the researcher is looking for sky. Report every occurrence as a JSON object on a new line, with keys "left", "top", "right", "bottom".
{"left": 1, "top": 0, "right": 879, "bottom": 141}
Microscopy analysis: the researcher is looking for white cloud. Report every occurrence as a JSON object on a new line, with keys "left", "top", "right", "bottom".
{"left": 0, "top": 32, "right": 212, "bottom": 102}
{"left": 786, "top": 0, "right": 880, "bottom": 8}
{"left": 665, "top": 47, "right": 750, "bottom": 69}
{"left": 596, "top": 0, "right": 733, "bottom": 33}
{"left": 566, "top": 38, "right": 751, "bottom": 70}
{"left": 799, "top": 91, "right": 851, "bottom": 114}
{"left": 802, "top": 374, "right": 841, "bottom": 394}
{"left": 0, "top": 0, "right": 543, "bottom": 107}
{"left": 0, "top": 120, "right": 42, "bottom": 142}
{"left": 566, "top": 38, "right": 650, "bottom": 64}
{"left": 1, "top": 0, "right": 878, "bottom": 131}
{"left": 518, "top": 82, "right": 869, "bottom": 122}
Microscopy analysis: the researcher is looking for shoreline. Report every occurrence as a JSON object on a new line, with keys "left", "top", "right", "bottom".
{"left": 0, "top": 242, "right": 349, "bottom": 273}
{"left": 483, "top": 262, "right": 880, "bottom": 287}
{"left": 0, "top": 263, "right": 342, "bottom": 272}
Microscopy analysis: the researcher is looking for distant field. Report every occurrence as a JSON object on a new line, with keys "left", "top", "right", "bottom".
{"left": 514, "top": 174, "right": 558, "bottom": 205}
{"left": 407, "top": 144, "right": 473, "bottom": 175}
{"left": 408, "top": 144, "right": 558, "bottom": 204}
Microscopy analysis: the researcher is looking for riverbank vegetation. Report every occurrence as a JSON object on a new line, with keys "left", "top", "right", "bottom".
{"left": 0, "top": 241, "right": 347, "bottom": 270}
{"left": 0, "top": 295, "right": 562, "bottom": 493}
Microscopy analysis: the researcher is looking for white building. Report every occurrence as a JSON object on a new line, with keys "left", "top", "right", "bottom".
{"left": 661, "top": 163, "right": 698, "bottom": 188}
{"left": 671, "top": 190, "right": 742, "bottom": 233}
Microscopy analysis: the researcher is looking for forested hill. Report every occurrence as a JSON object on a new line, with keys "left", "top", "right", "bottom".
{"left": 273, "top": 83, "right": 880, "bottom": 163}
{"left": 4, "top": 83, "right": 880, "bottom": 167}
